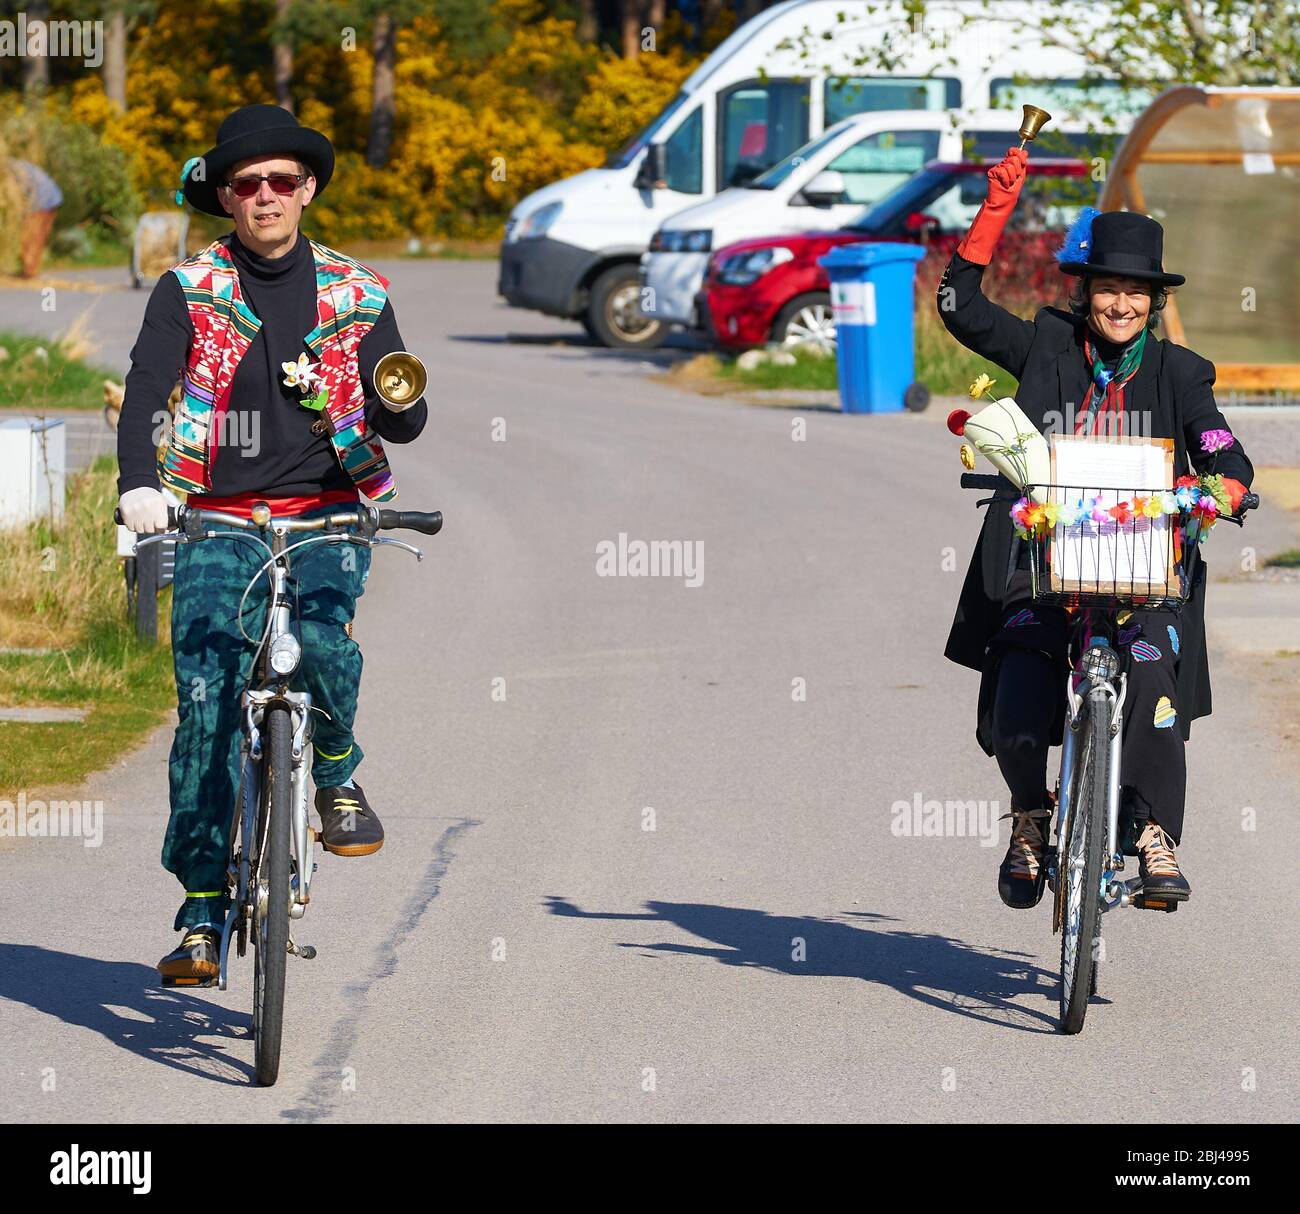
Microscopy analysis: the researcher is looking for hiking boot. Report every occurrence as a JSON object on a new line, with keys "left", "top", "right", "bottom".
{"left": 157, "top": 926, "right": 221, "bottom": 984}
{"left": 1136, "top": 819, "right": 1190, "bottom": 900}
{"left": 315, "top": 782, "right": 384, "bottom": 856}
{"left": 999, "top": 794, "right": 1054, "bottom": 909}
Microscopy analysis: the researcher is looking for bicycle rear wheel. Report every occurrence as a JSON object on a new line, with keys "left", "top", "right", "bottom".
{"left": 1059, "top": 700, "right": 1109, "bottom": 1035}
{"left": 253, "top": 704, "right": 292, "bottom": 1086}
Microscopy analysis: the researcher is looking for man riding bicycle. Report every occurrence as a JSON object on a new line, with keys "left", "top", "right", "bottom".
{"left": 115, "top": 105, "right": 428, "bottom": 982}
{"left": 937, "top": 147, "right": 1253, "bottom": 911}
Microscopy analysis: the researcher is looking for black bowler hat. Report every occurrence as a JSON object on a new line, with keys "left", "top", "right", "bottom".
{"left": 1057, "top": 209, "right": 1185, "bottom": 287}
{"left": 179, "top": 104, "right": 334, "bottom": 217}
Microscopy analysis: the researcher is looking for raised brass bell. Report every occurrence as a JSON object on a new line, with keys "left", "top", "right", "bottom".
{"left": 1018, "top": 104, "right": 1051, "bottom": 149}
{"left": 959, "top": 443, "right": 976, "bottom": 470}
{"left": 373, "top": 351, "right": 428, "bottom": 408}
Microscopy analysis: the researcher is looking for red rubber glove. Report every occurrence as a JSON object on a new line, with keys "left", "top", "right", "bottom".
{"left": 1221, "top": 477, "right": 1248, "bottom": 513}
{"left": 955, "top": 147, "right": 1029, "bottom": 265}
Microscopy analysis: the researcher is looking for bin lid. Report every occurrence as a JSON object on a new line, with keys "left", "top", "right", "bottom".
{"left": 0, "top": 416, "right": 65, "bottom": 432}
{"left": 819, "top": 241, "right": 927, "bottom": 270}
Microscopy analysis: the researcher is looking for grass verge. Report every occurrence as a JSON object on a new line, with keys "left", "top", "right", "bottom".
{"left": 685, "top": 308, "right": 1019, "bottom": 400}
{"left": 0, "top": 324, "right": 115, "bottom": 411}
{"left": 0, "top": 455, "right": 173, "bottom": 795}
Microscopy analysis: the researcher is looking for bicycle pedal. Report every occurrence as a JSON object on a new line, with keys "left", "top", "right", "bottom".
{"left": 1134, "top": 896, "right": 1179, "bottom": 913}
{"left": 160, "top": 975, "right": 219, "bottom": 988}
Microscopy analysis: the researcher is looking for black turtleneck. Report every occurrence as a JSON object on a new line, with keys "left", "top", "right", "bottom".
{"left": 118, "top": 231, "right": 426, "bottom": 497}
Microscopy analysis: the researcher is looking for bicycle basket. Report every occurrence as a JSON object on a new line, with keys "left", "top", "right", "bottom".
{"left": 1021, "top": 482, "right": 1198, "bottom": 610}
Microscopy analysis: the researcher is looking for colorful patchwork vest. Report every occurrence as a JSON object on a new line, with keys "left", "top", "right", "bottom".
{"left": 158, "top": 236, "right": 398, "bottom": 501}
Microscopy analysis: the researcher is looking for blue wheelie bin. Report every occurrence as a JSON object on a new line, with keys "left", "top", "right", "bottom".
{"left": 818, "top": 243, "right": 929, "bottom": 413}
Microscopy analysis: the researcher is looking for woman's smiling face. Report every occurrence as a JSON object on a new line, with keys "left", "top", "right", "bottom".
{"left": 1088, "top": 276, "right": 1152, "bottom": 343}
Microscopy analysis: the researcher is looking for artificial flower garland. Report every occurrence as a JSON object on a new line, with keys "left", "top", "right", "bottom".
{"left": 1009, "top": 429, "right": 1238, "bottom": 547}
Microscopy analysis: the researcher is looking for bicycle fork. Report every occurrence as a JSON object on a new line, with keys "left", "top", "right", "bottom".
{"left": 1049, "top": 660, "right": 1128, "bottom": 917}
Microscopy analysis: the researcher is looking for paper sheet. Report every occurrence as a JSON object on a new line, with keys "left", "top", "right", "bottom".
{"left": 1049, "top": 437, "right": 1175, "bottom": 593}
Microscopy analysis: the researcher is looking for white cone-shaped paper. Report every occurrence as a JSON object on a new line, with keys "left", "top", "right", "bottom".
{"left": 963, "top": 397, "right": 1050, "bottom": 503}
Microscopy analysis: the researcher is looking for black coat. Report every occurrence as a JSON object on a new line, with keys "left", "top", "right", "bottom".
{"left": 937, "top": 253, "right": 1254, "bottom": 753}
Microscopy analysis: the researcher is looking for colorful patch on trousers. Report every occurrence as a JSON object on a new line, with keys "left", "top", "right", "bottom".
{"left": 1118, "top": 622, "right": 1143, "bottom": 646}
{"left": 1167, "top": 624, "right": 1179, "bottom": 655}
{"left": 1131, "top": 640, "right": 1162, "bottom": 662}
{"left": 1153, "top": 695, "right": 1177, "bottom": 728}
{"left": 1005, "top": 608, "right": 1036, "bottom": 628}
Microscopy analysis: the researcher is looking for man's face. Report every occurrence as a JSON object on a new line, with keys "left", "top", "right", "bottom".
{"left": 218, "top": 155, "right": 316, "bottom": 248}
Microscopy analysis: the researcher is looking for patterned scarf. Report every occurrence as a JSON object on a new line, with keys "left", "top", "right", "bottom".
{"left": 1075, "top": 327, "right": 1147, "bottom": 437}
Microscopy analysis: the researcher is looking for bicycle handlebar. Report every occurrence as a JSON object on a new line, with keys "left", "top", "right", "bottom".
{"left": 960, "top": 473, "right": 1015, "bottom": 492}
{"left": 959, "top": 475, "right": 1260, "bottom": 520}
{"left": 114, "top": 503, "right": 443, "bottom": 536}
{"left": 376, "top": 509, "right": 443, "bottom": 535}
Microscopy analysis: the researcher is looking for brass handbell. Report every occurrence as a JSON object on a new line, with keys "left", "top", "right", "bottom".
{"left": 1018, "top": 104, "right": 1051, "bottom": 149}
{"left": 373, "top": 350, "right": 427, "bottom": 408}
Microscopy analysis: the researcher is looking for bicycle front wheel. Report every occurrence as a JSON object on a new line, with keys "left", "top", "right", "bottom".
{"left": 253, "top": 704, "right": 292, "bottom": 1086}
{"left": 1059, "top": 699, "right": 1109, "bottom": 1035}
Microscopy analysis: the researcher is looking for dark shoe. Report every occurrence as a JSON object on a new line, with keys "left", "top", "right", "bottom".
{"left": 315, "top": 782, "right": 384, "bottom": 856}
{"left": 157, "top": 926, "right": 220, "bottom": 984}
{"left": 998, "top": 794, "right": 1054, "bottom": 909}
{"left": 1136, "top": 819, "right": 1190, "bottom": 900}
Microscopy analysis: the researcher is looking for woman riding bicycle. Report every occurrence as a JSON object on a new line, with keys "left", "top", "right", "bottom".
{"left": 937, "top": 147, "right": 1253, "bottom": 911}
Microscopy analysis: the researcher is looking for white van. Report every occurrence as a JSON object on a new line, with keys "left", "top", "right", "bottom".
{"left": 640, "top": 109, "right": 1126, "bottom": 332}
{"left": 497, "top": 0, "right": 1144, "bottom": 348}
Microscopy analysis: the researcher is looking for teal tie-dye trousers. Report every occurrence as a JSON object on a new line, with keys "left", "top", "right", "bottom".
{"left": 162, "top": 505, "right": 371, "bottom": 931}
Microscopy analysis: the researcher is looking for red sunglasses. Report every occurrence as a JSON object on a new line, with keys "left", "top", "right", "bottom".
{"left": 224, "top": 172, "right": 305, "bottom": 199}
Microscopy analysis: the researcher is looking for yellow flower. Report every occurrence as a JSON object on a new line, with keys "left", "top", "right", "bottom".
{"left": 968, "top": 373, "right": 996, "bottom": 400}
{"left": 1141, "top": 495, "right": 1164, "bottom": 519}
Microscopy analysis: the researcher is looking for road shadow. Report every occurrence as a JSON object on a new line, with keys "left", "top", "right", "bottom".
{"left": 545, "top": 897, "right": 1063, "bottom": 1034}
{"left": 451, "top": 330, "right": 707, "bottom": 371}
{"left": 0, "top": 943, "right": 254, "bottom": 1085}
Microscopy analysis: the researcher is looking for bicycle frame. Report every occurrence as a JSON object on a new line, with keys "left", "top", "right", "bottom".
{"left": 1050, "top": 646, "right": 1131, "bottom": 918}
{"left": 134, "top": 504, "right": 429, "bottom": 992}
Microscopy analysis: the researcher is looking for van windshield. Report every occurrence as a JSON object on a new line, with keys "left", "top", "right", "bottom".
{"left": 606, "top": 93, "right": 690, "bottom": 169}
{"left": 749, "top": 125, "right": 849, "bottom": 190}
{"left": 846, "top": 168, "right": 948, "bottom": 232}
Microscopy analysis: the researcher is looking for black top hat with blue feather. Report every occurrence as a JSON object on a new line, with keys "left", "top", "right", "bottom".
{"left": 1056, "top": 208, "right": 1185, "bottom": 287}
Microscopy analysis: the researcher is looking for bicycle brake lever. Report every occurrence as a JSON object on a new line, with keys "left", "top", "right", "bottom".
{"left": 369, "top": 536, "right": 423, "bottom": 561}
{"left": 131, "top": 531, "right": 179, "bottom": 554}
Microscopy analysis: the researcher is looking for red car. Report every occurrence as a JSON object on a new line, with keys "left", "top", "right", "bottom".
{"left": 697, "top": 159, "right": 1094, "bottom": 353}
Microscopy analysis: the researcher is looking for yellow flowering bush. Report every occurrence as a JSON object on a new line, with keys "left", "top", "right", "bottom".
{"left": 19, "top": 0, "right": 706, "bottom": 248}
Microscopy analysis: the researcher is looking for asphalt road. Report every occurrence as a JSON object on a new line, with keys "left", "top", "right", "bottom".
{"left": 2, "top": 261, "right": 1298, "bottom": 1122}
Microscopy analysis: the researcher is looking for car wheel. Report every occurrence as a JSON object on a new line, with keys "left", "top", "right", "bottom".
{"left": 773, "top": 293, "right": 836, "bottom": 354}
{"left": 586, "top": 264, "right": 666, "bottom": 349}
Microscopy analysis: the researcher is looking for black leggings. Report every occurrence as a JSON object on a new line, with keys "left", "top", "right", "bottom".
{"left": 990, "top": 618, "right": 1188, "bottom": 842}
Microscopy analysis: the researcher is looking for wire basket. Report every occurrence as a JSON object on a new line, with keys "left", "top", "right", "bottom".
{"left": 1023, "top": 483, "right": 1199, "bottom": 610}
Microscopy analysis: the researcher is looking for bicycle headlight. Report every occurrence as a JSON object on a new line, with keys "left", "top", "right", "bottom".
{"left": 1081, "top": 640, "right": 1119, "bottom": 683}
{"left": 269, "top": 634, "right": 301, "bottom": 677}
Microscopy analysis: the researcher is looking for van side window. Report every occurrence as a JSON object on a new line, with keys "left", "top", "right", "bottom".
{"left": 825, "top": 76, "right": 960, "bottom": 122}
{"left": 826, "top": 130, "right": 941, "bottom": 205}
{"left": 664, "top": 107, "right": 703, "bottom": 194}
{"left": 990, "top": 77, "right": 1149, "bottom": 117}
{"left": 719, "top": 80, "right": 810, "bottom": 189}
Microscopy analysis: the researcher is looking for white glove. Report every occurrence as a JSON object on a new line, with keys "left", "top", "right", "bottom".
{"left": 119, "top": 487, "right": 170, "bottom": 534}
